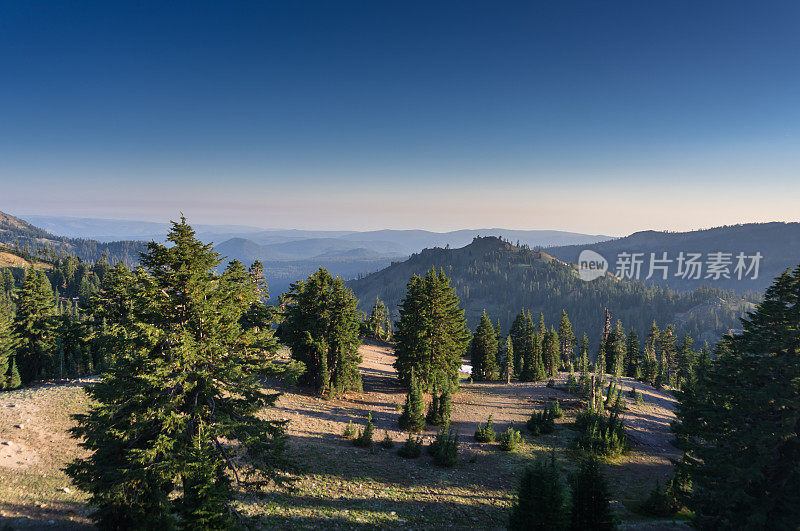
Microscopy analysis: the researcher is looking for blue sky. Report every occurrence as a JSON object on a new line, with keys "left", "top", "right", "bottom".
{"left": 1, "top": 1, "right": 799, "bottom": 234}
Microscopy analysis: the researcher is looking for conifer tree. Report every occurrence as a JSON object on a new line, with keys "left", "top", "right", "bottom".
{"left": 570, "top": 456, "right": 615, "bottom": 530}
{"left": 604, "top": 321, "right": 626, "bottom": 378}
{"left": 542, "top": 329, "right": 560, "bottom": 377}
{"left": 509, "top": 454, "right": 566, "bottom": 530}
{"left": 558, "top": 310, "right": 576, "bottom": 368}
{"left": 470, "top": 310, "right": 499, "bottom": 381}
{"left": 643, "top": 321, "right": 659, "bottom": 384}
{"left": 657, "top": 325, "right": 677, "bottom": 387}
{"left": 502, "top": 336, "right": 513, "bottom": 384}
{"left": 672, "top": 264, "right": 800, "bottom": 529}
{"left": 394, "top": 268, "right": 470, "bottom": 391}
{"left": 0, "top": 293, "right": 20, "bottom": 390}
{"left": 625, "top": 330, "right": 641, "bottom": 378}
{"left": 15, "top": 267, "right": 56, "bottom": 384}
{"left": 675, "top": 334, "right": 695, "bottom": 390}
{"left": 509, "top": 310, "right": 528, "bottom": 376}
{"left": 399, "top": 370, "right": 426, "bottom": 432}
{"left": 282, "top": 268, "right": 363, "bottom": 396}
{"left": 66, "top": 218, "right": 287, "bottom": 529}
{"left": 363, "top": 297, "right": 391, "bottom": 341}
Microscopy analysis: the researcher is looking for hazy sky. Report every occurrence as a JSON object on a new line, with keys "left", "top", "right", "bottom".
{"left": 2, "top": 1, "right": 799, "bottom": 235}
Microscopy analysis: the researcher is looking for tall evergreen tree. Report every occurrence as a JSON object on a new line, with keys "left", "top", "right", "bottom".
{"left": 282, "top": 268, "right": 363, "bottom": 396}
{"left": 66, "top": 218, "right": 288, "bottom": 529}
{"left": 509, "top": 310, "right": 528, "bottom": 376}
{"left": 675, "top": 334, "right": 695, "bottom": 390}
{"left": 625, "top": 330, "right": 642, "bottom": 378}
{"left": 363, "top": 296, "right": 391, "bottom": 341}
{"left": 15, "top": 267, "right": 56, "bottom": 384}
{"left": 502, "top": 336, "right": 514, "bottom": 384}
{"left": 657, "top": 325, "right": 677, "bottom": 387}
{"left": 604, "top": 320, "right": 626, "bottom": 378}
{"left": 0, "top": 293, "right": 20, "bottom": 390}
{"left": 542, "top": 328, "right": 560, "bottom": 377}
{"left": 672, "top": 264, "right": 800, "bottom": 529}
{"left": 558, "top": 310, "right": 576, "bottom": 367}
{"left": 394, "top": 268, "right": 470, "bottom": 391}
{"left": 643, "top": 321, "right": 660, "bottom": 384}
{"left": 470, "top": 310, "right": 499, "bottom": 381}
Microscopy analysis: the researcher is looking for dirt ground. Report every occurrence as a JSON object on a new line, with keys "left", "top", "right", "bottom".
{"left": 0, "top": 343, "right": 688, "bottom": 529}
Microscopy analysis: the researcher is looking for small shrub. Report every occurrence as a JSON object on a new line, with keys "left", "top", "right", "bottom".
{"left": 635, "top": 391, "right": 645, "bottom": 406}
{"left": 397, "top": 434, "right": 423, "bottom": 459}
{"left": 526, "top": 408, "right": 555, "bottom": 435}
{"left": 379, "top": 430, "right": 395, "bottom": 449}
{"left": 639, "top": 480, "right": 677, "bottom": 517}
{"left": 546, "top": 378, "right": 556, "bottom": 388}
{"left": 342, "top": 420, "right": 356, "bottom": 439}
{"left": 567, "top": 373, "right": 579, "bottom": 394}
{"left": 426, "top": 386, "right": 452, "bottom": 425}
{"left": 474, "top": 415, "right": 496, "bottom": 442}
{"left": 429, "top": 424, "right": 459, "bottom": 467}
{"left": 551, "top": 399, "right": 563, "bottom": 418}
{"left": 354, "top": 412, "right": 375, "bottom": 448}
{"left": 498, "top": 426, "right": 523, "bottom": 451}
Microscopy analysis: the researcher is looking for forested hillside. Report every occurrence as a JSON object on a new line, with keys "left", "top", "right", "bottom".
{"left": 349, "top": 236, "right": 754, "bottom": 348}
{"left": 0, "top": 210, "right": 146, "bottom": 265}
{"left": 547, "top": 222, "right": 800, "bottom": 294}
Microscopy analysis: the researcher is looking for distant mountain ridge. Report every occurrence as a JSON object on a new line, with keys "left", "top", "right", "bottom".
{"left": 546, "top": 222, "right": 800, "bottom": 294}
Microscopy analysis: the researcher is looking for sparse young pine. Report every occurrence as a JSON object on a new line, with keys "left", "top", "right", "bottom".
{"left": 509, "top": 454, "right": 567, "bottom": 530}
{"left": 397, "top": 434, "right": 423, "bottom": 459}
{"left": 470, "top": 310, "right": 499, "bottom": 381}
{"left": 429, "top": 424, "right": 459, "bottom": 467}
{"left": 558, "top": 309, "right": 576, "bottom": 369}
{"left": 498, "top": 425, "right": 523, "bottom": 451}
{"left": 282, "top": 268, "right": 363, "bottom": 397}
{"left": 65, "top": 218, "right": 288, "bottom": 529}
{"left": 380, "top": 430, "right": 394, "bottom": 449}
{"left": 398, "top": 370, "right": 426, "bottom": 432}
{"left": 474, "top": 415, "right": 496, "bottom": 442}
{"left": 354, "top": 412, "right": 375, "bottom": 448}
{"left": 393, "top": 268, "right": 470, "bottom": 391}
{"left": 570, "top": 456, "right": 615, "bottom": 530}
{"left": 342, "top": 420, "right": 357, "bottom": 439}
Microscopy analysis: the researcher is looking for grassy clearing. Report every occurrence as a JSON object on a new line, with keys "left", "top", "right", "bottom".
{"left": 0, "top": 345, "right": 689, "bottom": 529}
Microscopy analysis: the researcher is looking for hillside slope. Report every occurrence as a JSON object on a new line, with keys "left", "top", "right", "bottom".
{"left": 547, "top": 222, "right": 800, "bottom": 294}
{"left": 349, "top": 236, "right": 753, "bottom": 347}
{"left": 0, "top": 210, "right": 147, "bottom": 265}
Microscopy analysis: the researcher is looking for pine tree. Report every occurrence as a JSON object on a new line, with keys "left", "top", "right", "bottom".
{"left": 604, "top": 321, "right": 626, "bottom": 378}
{"left": 570, "top": 456, "right": 615, "bottom": 530}
{"left": 509, "top": 454, "right": 566, "bottom": 530}
{"left": 558, "top": 310, "right": 576, "bottom": 368}
{"left": 66, "top": 218, "right": 288, "bottom": 529}
{"left": 15, "top": 267, "right": 56, "bottom": 384}
{"left": 509, "top": 310, "right": 528, "bottom": 376}
{"left": 672, "top": 264, "right": 800, "bottom": 529}
{"left": 399, "top": 370, "right": 426, "bottom": 432}
{"left": 625, "top": 330, "right": 641, "bottom": 378}
{"left": 643, "top": 321, "right": 659, "bottom": 384}
{"left": 470, "top": 310, "right": 499, "bottom": 381}
{"left": 542, "top": 328, "right": 560, "bottom": 377}
{"left": 675, "top": 334, "right": 695, "bottom": 390}
{"left": 0, "top": 293, "right": 20, "bottom": 390}
{"left": 502, "top": 336, "right": 513, "bottom": 384}
{"left": 363, "top": 297, "right": 391, "bottom": 341}
{"left": 282, "top": 268, "right": 363, "bottom": 397}
{"left": 394, "top": 268, "right": 470, "bottom": 391}
{"left": 657, "top": 325, "right": 677, "bottom": 388}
